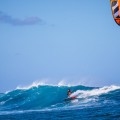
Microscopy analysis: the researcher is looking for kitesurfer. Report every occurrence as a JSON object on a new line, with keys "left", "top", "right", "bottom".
{"left": 67, "top": 89, "right": 72, "bottom": 96}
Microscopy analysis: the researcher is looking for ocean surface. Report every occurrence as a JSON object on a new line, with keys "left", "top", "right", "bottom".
{"left": 0, "top": 83, "right": 120, "bottom": 120}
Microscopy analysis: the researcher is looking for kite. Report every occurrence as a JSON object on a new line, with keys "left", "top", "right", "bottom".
{"left": 110, "top": 0, "right": 120, "bottom": 26}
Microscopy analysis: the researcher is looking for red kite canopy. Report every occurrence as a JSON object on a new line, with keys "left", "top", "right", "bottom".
{"left": 110, "top": 0, "right": 120, "bottom": 26}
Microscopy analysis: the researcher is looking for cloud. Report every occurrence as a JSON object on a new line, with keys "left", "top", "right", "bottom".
{"left": 0, "top": 11, "right": 44, "bottom": 26}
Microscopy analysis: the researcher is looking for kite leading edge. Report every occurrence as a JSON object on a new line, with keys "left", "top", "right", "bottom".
{"left": 110, "top": 0, "right": 120, "bottom": 26}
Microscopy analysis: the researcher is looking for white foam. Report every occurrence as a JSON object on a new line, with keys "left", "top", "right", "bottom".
{"left": 16, "top": 80, "right": 77, "bottom": 90}
{"left": 16, "top": 81, "right": 46, "bottom": 90}
{"left": 5, "top": 90, "right": 11, "bottom": 94}
{"left": 58, "top": 80, "right": 73, "bottom": 87}
{"left": 58, "top": 80, "right": 66, "bottom": 86}
{"left": 71, "top": 85, "right": 120, "bottom": 98}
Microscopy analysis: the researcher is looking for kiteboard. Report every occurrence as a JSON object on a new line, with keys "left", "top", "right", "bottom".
{"left": 64, "top": 96, "right": 78, "bottom": 102}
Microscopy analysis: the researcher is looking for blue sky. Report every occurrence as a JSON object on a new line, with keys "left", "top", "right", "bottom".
{"left": 0, "top": 0, "right": 120, "bottom": 92}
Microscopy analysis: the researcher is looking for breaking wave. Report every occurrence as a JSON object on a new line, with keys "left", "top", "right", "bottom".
{"left": 0, "top": 82, "right": 120, "bottom": 114}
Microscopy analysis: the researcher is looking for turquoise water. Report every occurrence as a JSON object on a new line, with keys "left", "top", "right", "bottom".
{"left": 0, "top": 85, "right": 120, "bottom": 120}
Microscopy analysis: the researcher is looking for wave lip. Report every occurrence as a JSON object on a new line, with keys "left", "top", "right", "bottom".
{"left": 16, "top": 80, "right": 85, "bottom": 90}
